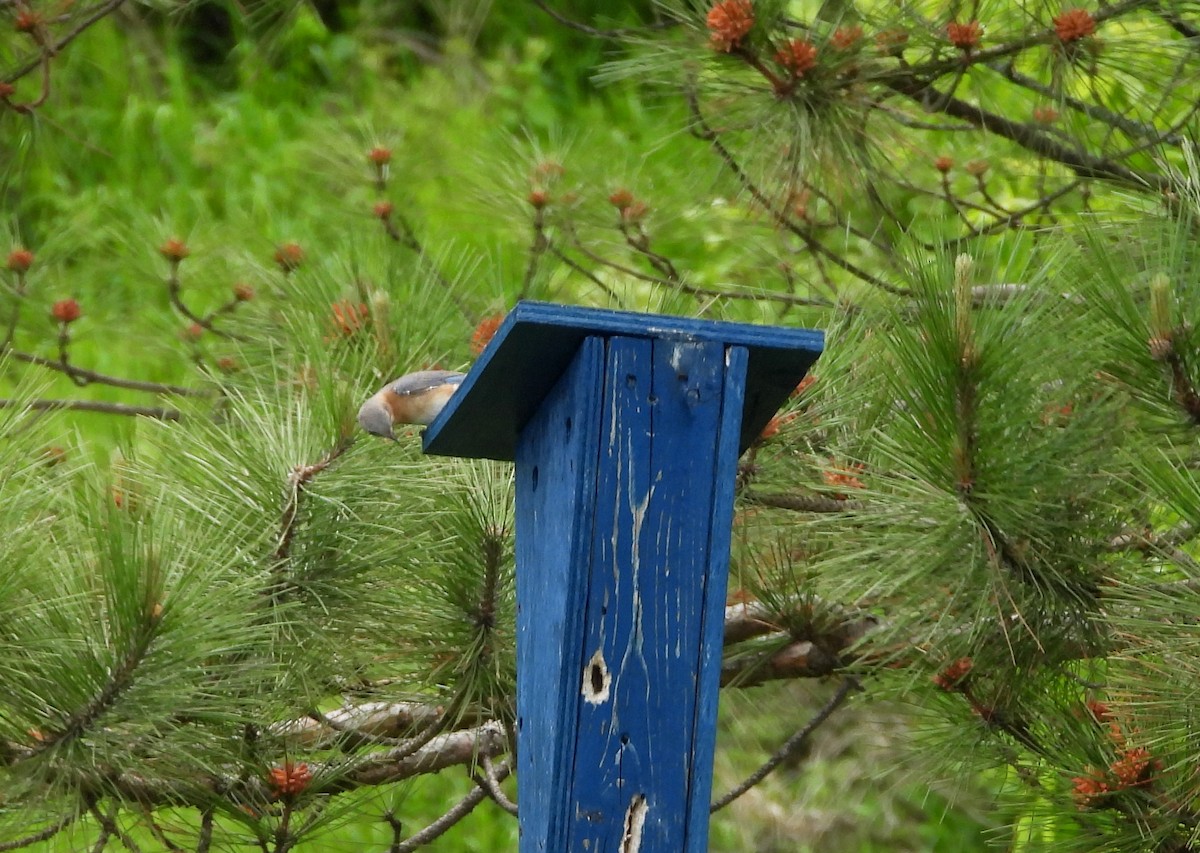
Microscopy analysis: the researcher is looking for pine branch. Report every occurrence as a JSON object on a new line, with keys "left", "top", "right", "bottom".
{"left": 392, "top": 761, "right": 511, "bottom": 852}
{"left": 685, "top": 86, "right": 912, "bottom": 298}
{"left": 562, "top": 223, "right": 832, "bottom": 308}
{"left": 881, "top": 75, "right": 1169, "bottom": 191}
{"left": 743, "top": 490, "right": 863, "bottom": 513}
{"left": 530, "top": 0, "right": 678, "bottom": 39}
{"left": 0, "top": 810, "right": 83, "bottom": 851}
{"left": 36, "top": 723, "right": 510, "bottom": 809}
{"left": 269, "top": 435, "right": 355, "bottom": 601}
{"left": 4, "top": 0, "right": 127, "bottom": 87}
{"left": 710, "top": 677, "right": 859, "bottom": 812}
{"left": 164, "top": 259, "right": 244, "bottom": 342}
{"left": 8, "top": 348, "right": 203, "bottom": 396}
{"left": 34, "top": 608, "right": 164, "bottom": 755}
{"left": 0, "top": 399, "right": 180, "bottom": 419}
{"left": 470, "top": 756, "right": 517, "bottom": 816}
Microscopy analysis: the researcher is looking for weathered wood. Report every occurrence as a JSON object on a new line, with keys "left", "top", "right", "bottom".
{"left": 513, "top": 336, "right": 605, "bottom": 852}
{"left": 424, "top": 302, "right": 822, "bottom": 853}
{"left": 422, "top": 301, "right": 822, "bottom": 461}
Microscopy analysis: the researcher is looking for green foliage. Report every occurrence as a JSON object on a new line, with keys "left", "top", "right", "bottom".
{"left": 5, "top": 0, "right": 1200, "bottom": 849}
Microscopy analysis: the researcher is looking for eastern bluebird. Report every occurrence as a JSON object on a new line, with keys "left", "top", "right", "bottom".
{"left": 357, "top": 370, "right": 466, "bottom": 440}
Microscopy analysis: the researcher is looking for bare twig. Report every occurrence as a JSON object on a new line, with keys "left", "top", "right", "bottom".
{"left": 530, "top": 0, "right": 678, "bottom": 39}
{"left": 563, "top": 226, "right": 832, "bottom": 307}
{"left": 393, "top": 760, "right": 512, "bottom": 852}
{"left": 519, "top": 206, "right": 549, "bottom": 300}
{"left": 0, "top": 811, "right": 82, "bottom": 851}
{"left": 9, "top": 349, "right": 202, "bottom": 396}
{"left": 546, "top": 244, "right": 619, "bottom": 301}
{"left": 744, "top": 490, "right": 863, "bottom": 513}
{"left": 5, "top": 0, "right": 128, "bottom": 85}
{"left": 711, "top": 678, "right": 860, "bottom": 812}
{"left": 472, "top": 756, "right": 517, "bottom": 815}
{"left": 87, "top": 803, "right": 141, "bottom": 853}
{"left": 196, "top": 808, "right": 214, "bottom": 853}
{"left": 0, "top": 398, "right": 180, "bottom": 419}
{"left": 165, "top": 265, "right": 242, "bottom": 341}
{"left": 881, "top": 75, "right": 1168, "bottom": 192}
{"left": 377, "top": 210, "right": 472, "bottom": 318}
{"left": 272, "top": 436, "right": 355, "bottom": 570}
{"left": 686, "top": 86, "right": 911, "bottom": 298}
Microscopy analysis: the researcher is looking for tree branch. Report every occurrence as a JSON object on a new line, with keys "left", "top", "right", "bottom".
{"left": 710, "top": 677, "right": 859, "bottom": 812}
{"left": 0, "top": 398, "right": 180, "bottom": 419}
{"left": 8, "top": 349, "right": 202, "bottom": 396}
{"left": 881, "top": 75, "right": 1169, "bottom": 191}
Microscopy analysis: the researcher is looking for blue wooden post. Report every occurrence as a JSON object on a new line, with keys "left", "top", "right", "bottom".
{"left": 424, "top": 302, "right": 822, "bottom": 852}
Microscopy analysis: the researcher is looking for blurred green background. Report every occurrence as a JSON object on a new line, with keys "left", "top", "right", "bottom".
{"left": 0, "top": 2, "right": 1054, "bottom": 848}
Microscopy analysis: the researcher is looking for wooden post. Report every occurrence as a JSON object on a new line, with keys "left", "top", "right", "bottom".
{"left": 424, "top": 302, "right": 822, "bottom": 852}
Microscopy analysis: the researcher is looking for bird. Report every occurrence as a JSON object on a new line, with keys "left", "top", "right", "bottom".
{"left": 357, "top": 370, "right": 466, "bottom": 440}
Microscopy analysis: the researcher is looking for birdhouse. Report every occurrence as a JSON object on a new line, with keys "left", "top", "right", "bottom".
{"left": 424, "top": 301, "right": 822, "bottom": 852}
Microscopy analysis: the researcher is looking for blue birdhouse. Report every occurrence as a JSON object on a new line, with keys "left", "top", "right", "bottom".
{"left": 424, "top": 301, "right": 822, "bottom": 852}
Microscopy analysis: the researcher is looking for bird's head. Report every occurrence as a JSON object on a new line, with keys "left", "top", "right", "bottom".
{"left": 357, "top": 396, "right": 396, "bottom": 441}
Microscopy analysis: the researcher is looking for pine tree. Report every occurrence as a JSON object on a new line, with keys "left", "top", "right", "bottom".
{"left": 4, "top": 0, "right": 1200, "bottom": 849}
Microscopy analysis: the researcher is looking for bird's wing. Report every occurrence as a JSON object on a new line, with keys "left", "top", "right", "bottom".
{"left": 388, "top": 370, "right": 466, "bottom": 397}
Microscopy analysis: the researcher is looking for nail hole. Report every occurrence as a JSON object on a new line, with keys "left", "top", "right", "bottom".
{"left": 531, "top": 466, "right": 539, "bottom": 491}
{"left": 565, "top": 416, "right": 572, "bottom": 434}
{"left": 626, "top": 374, "right": 637, "bottom": 387}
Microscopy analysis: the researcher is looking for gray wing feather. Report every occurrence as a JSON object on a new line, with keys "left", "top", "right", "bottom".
{"left": 388, "top": 370, "right": 465, "bottom": 397}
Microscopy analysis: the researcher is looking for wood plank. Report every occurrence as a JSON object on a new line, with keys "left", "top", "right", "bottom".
{"left": 424, "top": 301, "right": 821, "bottom": 461}
{"left": 514, "top": 336, "right": 605, "bottom": 852}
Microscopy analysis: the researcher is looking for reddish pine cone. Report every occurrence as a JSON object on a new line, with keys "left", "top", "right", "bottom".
{"left": 1054, "top": 8, "right": 1096, "bottom": 42}
{"left": 934, "top": 155, "right": 954, "bottom": 173}
{"left": 932, "top": 657, "right": 973, "bottom": 690}
{"left": 6, "top": 248, "right": 33, "bottom": 272}
{"left": 1109, "top": 746, "right": 1158, "bottom": 789}
{"left": 775, "top": 39, "right": 818, "bottom": 76}
{"left": 274, "top": 242, "right": 305, "bottom": 273}
{"left": 831, "top": 25, "right": 863, "bottom": 50}
{"left": 965, "top": 160, "right": 990, "bottom": 177}
{"left": 268, "top": 762, "right": 313, "bottom": 797}
{"left": 330, "top": 301, "right": 369, "bottom": 337}
{"left": 1032, "top": 105, "right": 1060, "bottom": 123}
{"left": 14, "top": 10, "right": 41, "bottom": 32}
{"left": 875, "top": 28, "right": 909, "bottom": 55}
{"left": 232, "top": 282, "right": 255, "bottom": 302}
{"left": 373, "top": 200, "right": 394, "bottom": 219}
{"left": 608, "top": 188, "right": 635, "bottom": 210}
{"left": 0, "top": 82, "right": 15, "bottom": 98}
{"left": 527, "top": 189, "right": 550, "bottom": 209}
{"left": 946, "top": 20, "right": 982, "bottom": 50}
{"left": 471, "top": 313, "right": 505, "bottom": 355}
{"left": 621, "top": 200, "right": 649, "bottom": 223}
{"left": 791, "top": 374, "right": 816, "bottom": 397}
{"left": 182, "top": 322, "right": 204, "bottom": 341}
{"left": 1071, "top": 771, "right": 1109, "bottom": 808}
{"left": 707, "top": 0, "right": 754, "bottom": 52}
{"left": 158, "top": 237, "right": 190, "bottom": 263}
{"left": 367, "top": 146, "right": 392, "bottom": 165}
{"left": 51, "top": 299, "right": 81, "bottom": 324}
